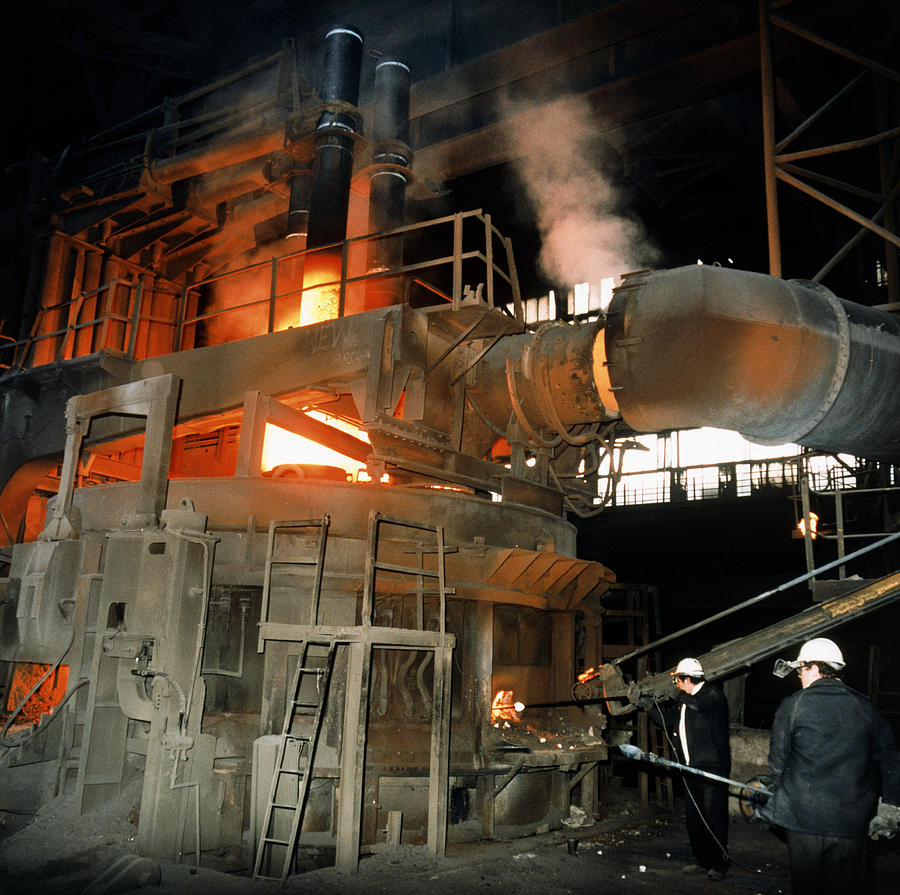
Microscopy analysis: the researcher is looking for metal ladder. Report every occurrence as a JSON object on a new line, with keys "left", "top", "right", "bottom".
{"left": 258, "top": 516, "right": 330, "bottom": 648}
{"left": 361, "top": 511, "right": 454, "bottom": 630}
{"left": 254, "top": 515, "right": 332, "bottom": 883}
{"left": 252, "top": 636, "right": 337, "bottom": 883}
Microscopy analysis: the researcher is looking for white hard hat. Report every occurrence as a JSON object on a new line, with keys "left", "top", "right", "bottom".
{"left": 672, "top": 657, "right": 704, "bottom": 678}
{"left": 787, "top": 637, "right": 845, "bottom": 671}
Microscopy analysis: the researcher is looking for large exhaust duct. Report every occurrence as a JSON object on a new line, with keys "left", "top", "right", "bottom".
{"left": 463, "top": 264, "right": 900, "bottom": 464}
{"left": 303, "top": 26, "right": 364, "bottom": 249}
{"left": 603, "top": 265, "right": 900, "bottom": 460}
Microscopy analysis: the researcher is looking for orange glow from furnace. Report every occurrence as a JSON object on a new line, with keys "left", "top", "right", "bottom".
{"left": 300, "top": 255, "right": 342, "bottom": 326}
{"left": 261, "top": 415, "right": 369, "bottom": 479}
{"left": 577, "top": 666, "right": 600, "bottom": 684}
{"left": 491, "top": 689, "right": 522, "bottom": 723}
{"left": 3, "top": 663, "right": 69, "bottom": 728}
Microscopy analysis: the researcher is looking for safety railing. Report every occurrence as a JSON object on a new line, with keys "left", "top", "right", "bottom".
{"left": 799, "top": 472, "right": 900, "bottom": 582}
{"left": 0, "top": 332, "right": 14, "bottom": 371}
{"left": 173, "top": 209, "right": 521, "bottom": 352}
{"left": 607, "top": 454, "right": 885, "bottom": 508}
{"left": 2, "top": 277, "right": 182, "bottom": 372}
{"left": 1, "top": 210, "right": 521, "bottom": 374}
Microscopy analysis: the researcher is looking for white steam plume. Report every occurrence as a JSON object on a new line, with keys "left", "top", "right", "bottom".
{"left": 510, "top": 94, "right": 658, "bottom": 289}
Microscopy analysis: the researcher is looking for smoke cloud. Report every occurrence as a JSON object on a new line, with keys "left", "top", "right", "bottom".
{"left": 509, "top": 94, "right": 658, "bottom": 290}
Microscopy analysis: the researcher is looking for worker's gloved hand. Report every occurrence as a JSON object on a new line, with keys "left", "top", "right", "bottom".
{"left": 752, "top": 787, "right": 776, "bottom": 825}
{"left": 868, "top": 798, "right": 900, "bottom": 840}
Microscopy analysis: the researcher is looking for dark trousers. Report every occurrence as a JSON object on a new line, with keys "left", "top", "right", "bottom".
{"left": 785, "top": 830, "right": 864, "bottom": 895}
{"left": 683, "top": 776, "right": 728, "bottom": 873}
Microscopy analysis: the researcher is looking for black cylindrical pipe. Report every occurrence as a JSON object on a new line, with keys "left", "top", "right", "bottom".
{"left": 286, "top": 168, "right": 312, "bottom": 240}
{"left": 320, "top": 26, "right": 364, "bottom": 108}
{"left": 369, "top": 58, "right": 411, "bottom": 235}
{"left": 305, "top": 26, "right": 364, "bottom": 250}
{"left": 367, "top": 59, "right": 412, "bottom": 305}
{"left": 369, "top": 170, "right": 407, "bottom": 239}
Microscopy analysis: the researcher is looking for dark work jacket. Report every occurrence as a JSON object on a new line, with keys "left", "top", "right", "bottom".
{"left": 764, "top": 677, "right": 900, "bottom": 838}
{"left": 647, "top": 681, "right": 731, "bottom": 776}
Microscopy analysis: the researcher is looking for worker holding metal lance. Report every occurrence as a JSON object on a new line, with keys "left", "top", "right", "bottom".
{"left": 760, "top": 638, "right": 900, "bottom": 894}
{"left": 633, "top": 657, "right": 732, "bottom": 881}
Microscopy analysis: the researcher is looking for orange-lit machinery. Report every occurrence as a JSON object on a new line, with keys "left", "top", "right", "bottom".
{"left": 0, "top": 27, "right": 620, "bottom": 875}
{"left": 2, "top": 24, "right": 900, "bottom": 882}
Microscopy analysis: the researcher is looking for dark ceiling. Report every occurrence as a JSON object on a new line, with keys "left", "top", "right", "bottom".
{"left": 2, "top": 0, "right": 898, "bottom": 307}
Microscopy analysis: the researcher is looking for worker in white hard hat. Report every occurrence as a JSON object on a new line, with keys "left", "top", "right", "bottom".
{"left": 785, "top": 636, "right": 846, "bottom": 679}
{"left": 762, "top": 637, "right": 900, "bottom": 894}
{"left": 642, "top": 657, "right": 731, "bottom": 880}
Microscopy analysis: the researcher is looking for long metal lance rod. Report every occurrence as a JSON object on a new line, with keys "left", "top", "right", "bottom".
{"left": 513, "top": 698, "right": 601, "bottom": 710}
{"left": 617, "top": 745, "right": 769, "bottom": 796}
{"left": 613, "top": 530, "right": 900, "bottom": 667}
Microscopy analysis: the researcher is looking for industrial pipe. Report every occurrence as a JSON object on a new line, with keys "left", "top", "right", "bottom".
{"left": 369, "top": 59, "right": 412, "bottom": 235}
{"left": 305, "top": 26, "right": 364, "bottom": 249}
{"left": 634, "top": 566, "right": 900, "bottom": 701}
{"left": 461, "top": 321, "right": 616, "bottom": 460}
{"left": 286, "top": 168, "right": 313, "bottom": 240}
{"left": 366, "top": 58, "right": 413, "bottom": 306}
{"left": 603, "top": 265, "right": 900, "bottom": 461}
{"left": 149, "top": 126, "right": 284, "bottom": 186}
{"left": 576, "top": 564, "right": 900, "bottom": 712}
{"left": 463, "top": 264, "right": 900, "bottom": 464}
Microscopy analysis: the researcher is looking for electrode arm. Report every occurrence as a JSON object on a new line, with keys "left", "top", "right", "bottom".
{"left": 571, "top": 547, "right": 900, "bottom": 716}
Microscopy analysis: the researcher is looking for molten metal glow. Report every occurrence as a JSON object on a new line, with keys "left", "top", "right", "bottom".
{"left": 577, "top": 666, "right": 600, "bottom": 683}
{"left": 356, "top": 469, "right": 391, "bottom": 483}
{"left": 3, "top": 662, "right": 69, "bottom": 728}
{"left": 261, "top": 415, "right": 368, "bottom": 479}
{"left": 300, "top": 256, "right": 342, "bottom": 325}
{"left": 490, "top": 689, "right": 522, "bottom": 723}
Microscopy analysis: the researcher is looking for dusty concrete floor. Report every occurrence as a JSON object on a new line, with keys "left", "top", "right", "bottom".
{"left": 2, "top": 782, "right": 898, "bottom": 895}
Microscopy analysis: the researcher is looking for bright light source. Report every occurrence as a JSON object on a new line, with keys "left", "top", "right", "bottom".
{"left": 573, "top": 282, "right": 590, "bottom": 316}
{"left": 357, "top": 469, "right": 390, "bottom": 483}
{"left": 569, "top": 279, "right": 616, "bottom": 316}
{"left": 261, "top": 414, "right": 369, "bottom": 479}
{"left": 599, "top": 276, "right": 615, "bottom": 310}
{"left": 798, "top": 512, "right": 819, "bottom": 540}
{"left": 300, "top": 255, "right": 342, "bottom": 325}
